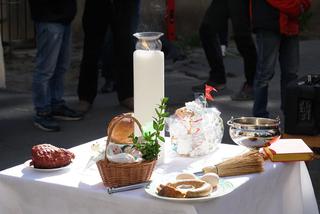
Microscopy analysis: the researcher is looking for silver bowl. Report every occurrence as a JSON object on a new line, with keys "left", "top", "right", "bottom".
{"left": 227, "top": 117, "right": 281, "bottom": 148}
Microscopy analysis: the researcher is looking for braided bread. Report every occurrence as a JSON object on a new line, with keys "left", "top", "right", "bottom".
{"left": 30, "top": 144, "right": 75, "bottom": 169}
{"left": 157, "top": 179, "right": 212, "bottom": 198}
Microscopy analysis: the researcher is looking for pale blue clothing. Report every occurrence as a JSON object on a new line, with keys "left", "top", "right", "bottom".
{"left": 32, "top": 22, "right": 71, "bottom": 113}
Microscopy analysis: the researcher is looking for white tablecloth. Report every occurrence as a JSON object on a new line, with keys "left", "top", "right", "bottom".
{"left": 0, "top": 138, "right": 318, "bottom": 214}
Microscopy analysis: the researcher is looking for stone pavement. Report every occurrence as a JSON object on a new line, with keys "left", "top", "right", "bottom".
{"left": 0, "top": 40, "right": 319, "bottom": 209}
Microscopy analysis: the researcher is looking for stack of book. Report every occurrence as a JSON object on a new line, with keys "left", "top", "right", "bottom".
{"left": 263, "top": 139, "right": 314, "bottom": 162}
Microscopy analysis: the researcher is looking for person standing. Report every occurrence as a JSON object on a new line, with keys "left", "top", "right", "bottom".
{"left": 77, "top": 0, "right": 140, "bottom": 113}
{"left": 194, "top": 0, "right": 257, "bottom": 101}
{"left": 29, "top": 0, "right": 82, "bottom": 132}
{"left": 251, "top": 0, "right": 311, "bottom": 118}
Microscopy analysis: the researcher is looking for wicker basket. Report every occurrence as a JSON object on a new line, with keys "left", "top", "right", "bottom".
{"left": 96, "top": 114, "right": 157, "bottom": 188}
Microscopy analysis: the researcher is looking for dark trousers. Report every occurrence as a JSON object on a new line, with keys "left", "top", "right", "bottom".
{"left": 219, "top": 23, "right": 228, "bottom": 47}
{"left": 199, "top": 0, "right": 257, "bottom": 85}
{"left": 253, "top": 30, "right": 299, "bottom": 118}
{"left": 77, "top": 0, "right": 139, "bottom": 103}
{"left": 101, "top": 2, "right": 140, "bottom": 82}
{"left": 101, "top": 30, "right": 114, "bottom": 81}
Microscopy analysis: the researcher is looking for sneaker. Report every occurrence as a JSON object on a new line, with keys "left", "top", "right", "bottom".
{"left": 52, "top": 105, "right": 83, "bottom": 121}
{"left": 231, "top": 82, "right": 254, "bottom": 101}
{"left": 76, "top": 100, "right": 92, "bottom": 114}
{"left": 120, "top": 97, "right": 134, "bottom": 110}
{"left": 192, "top": 81, "right": 226, "bottom": 92}
{"left": 33, "top": 113, "right": 60, "bottom": 132}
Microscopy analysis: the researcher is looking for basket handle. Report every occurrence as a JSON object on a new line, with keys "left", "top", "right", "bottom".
{"left": 105, "top": 113, "right": 144, "bottom": 159}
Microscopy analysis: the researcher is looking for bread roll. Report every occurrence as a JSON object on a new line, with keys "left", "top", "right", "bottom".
{"left": 176, "top": 172, "right": 197, "bottom": 180}
{"left": 107, "top": 113, "right": 134, "bottom": 144}
{"left": 170, "top": 179, "right": 212, "bottom": 198}
{"left": 175, "top": 107, "right": 194, "bottom": 120}
{"left": 157, "top": 179, "right": 212, "bottom": 198}
{"left": 200, "top": 173, "right": 219, "bottom": 187}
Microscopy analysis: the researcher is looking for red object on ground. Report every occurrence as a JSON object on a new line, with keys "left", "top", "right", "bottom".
{"left": 166, "top": 0, "right": 176, "bottom": 41}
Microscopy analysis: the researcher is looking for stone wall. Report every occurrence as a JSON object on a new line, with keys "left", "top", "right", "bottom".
{"left": 175, "top": 0, "right": 210, "bottom": 38}
{"left": 306, "top": 1, "right": 320, "bottom": 37}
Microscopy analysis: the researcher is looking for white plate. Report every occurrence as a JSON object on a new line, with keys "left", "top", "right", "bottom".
{"left": 24, "top": 160, "right": 72, "bottom": 172}
{"left": 145, "top": 179, "right": 234, "bottom": 202}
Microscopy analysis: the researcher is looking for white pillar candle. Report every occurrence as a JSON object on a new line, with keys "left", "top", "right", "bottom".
{"left": 133, "top": 49, "right": 164, "bottom": 130}
{"left": 133, "top": 32, "right": 166, "bottom": 164}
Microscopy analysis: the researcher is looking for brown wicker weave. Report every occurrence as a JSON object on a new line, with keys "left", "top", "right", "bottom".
{"left": 96, "top": 114, "right": 157, "bottom": 188}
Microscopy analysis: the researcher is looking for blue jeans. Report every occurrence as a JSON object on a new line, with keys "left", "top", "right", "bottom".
{"left": 32, "top": 22, "right": 71, "bottom": 114}
{"left": 253, "top": 30, "right": 299, "bottom": 118}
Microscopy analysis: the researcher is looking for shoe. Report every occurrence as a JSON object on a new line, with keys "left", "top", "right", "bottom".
{"left": 76, "top": 100, "right": 92, "bottom": 114}
{"left": 101, "top": 80, "right": 116, "bottom": 94}
{"left": 52, "top": 105, "right": 83, "bottom": 121}
{"left": 120, "top": 97, "right": 134, "bottom": 110}
{"left": 231, "top": 82, "right": 254, "bottom": 101}
{"left": 192, "top": 81, "right": 226, "bottom": 92}
{"left": 33, "top": 113, "right": 60, "bottom": 132}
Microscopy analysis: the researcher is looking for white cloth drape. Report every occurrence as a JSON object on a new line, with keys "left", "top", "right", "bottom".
{"left": 0, "top": 138, "right": 318, "bottom": 214}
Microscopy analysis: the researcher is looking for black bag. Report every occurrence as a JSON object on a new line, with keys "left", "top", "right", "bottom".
{"left": 284, "top": 74, "right": 320, "bottom": 135}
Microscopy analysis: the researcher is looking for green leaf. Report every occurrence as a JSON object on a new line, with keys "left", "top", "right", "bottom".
{"left": 158, "top": 135, "right": 165, "bottom": 142}
{"left": 149, "top": 132, "right": 155, "bottom": 138}
{"left": 158, "top": 124, "right": 164, "bottom": 131}
{"left": 153, "top": 121, "right": 158, "bottom": 130}
{"left": 155, "top": 108, "right": 160, "bottom": 117}
{"left": 133, "top": 97, "right": 169, "bottom": 161}
{"left": 163, "top": 112, "right": 170, "bottom": 117}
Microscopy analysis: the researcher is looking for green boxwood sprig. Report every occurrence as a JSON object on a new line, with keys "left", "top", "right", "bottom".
{"left": 131, "top": 97, "right": 169, "bottom": 161}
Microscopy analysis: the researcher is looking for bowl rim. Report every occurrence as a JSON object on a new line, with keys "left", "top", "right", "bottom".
{"left": 227, "top": 117, "right": 280, "bottom": 129}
